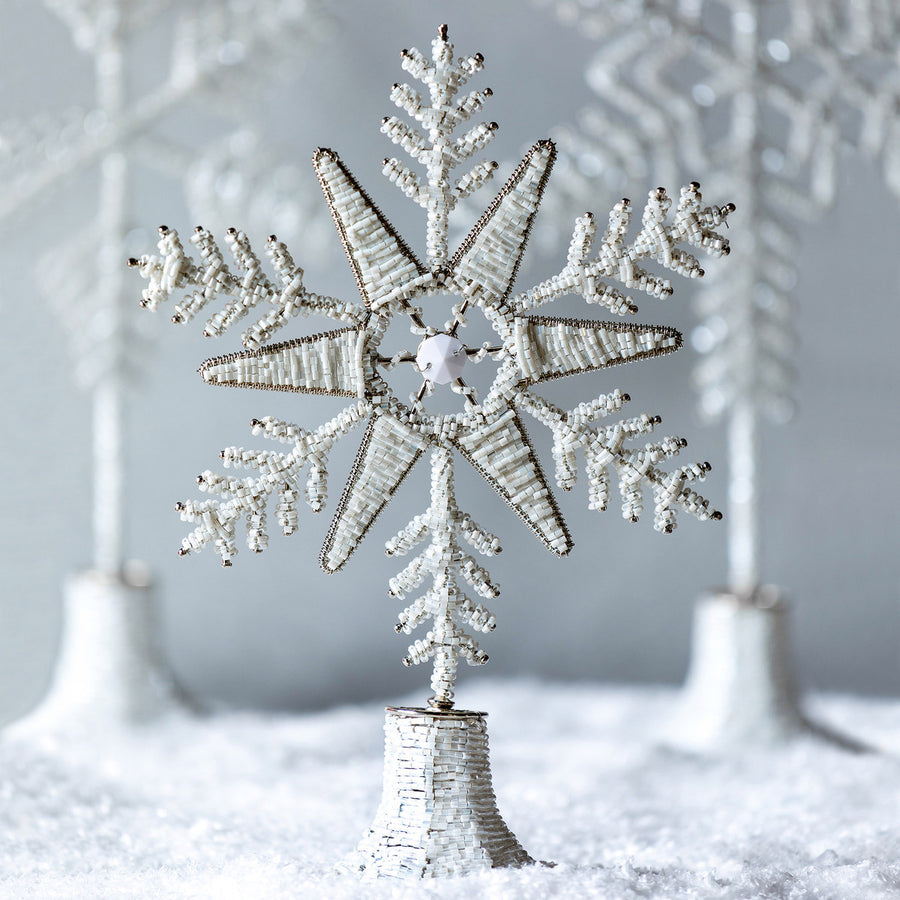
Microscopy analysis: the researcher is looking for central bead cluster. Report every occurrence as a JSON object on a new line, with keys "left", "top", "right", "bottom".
{"left": 415, "top": 333, "right": 467, "bottom": 384}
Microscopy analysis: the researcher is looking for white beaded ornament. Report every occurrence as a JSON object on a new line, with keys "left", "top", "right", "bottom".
{"left": 133, "top": 24, "right": 734, "bottom": 707}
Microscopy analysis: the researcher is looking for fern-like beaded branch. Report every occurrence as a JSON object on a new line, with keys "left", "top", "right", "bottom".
{"left": 128, "top": 226, "right": 364, "bottom": 350}
{"left": 176, "top": 404, "right": 367, "bottom": 565}
{"left": 517, "top": 390, "right": 721, "bottom": 533}
{"left": 382, "top": 25, "right": 499, "bottom": 267}
{"left": 388, "top": 447, "right": 500, "bottom": 708}
{"left": 515, "top": 183, "right": 733, "bottom": 315}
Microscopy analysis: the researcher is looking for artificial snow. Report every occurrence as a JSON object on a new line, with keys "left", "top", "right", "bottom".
{"left": 3, "top": 680, "right": 900, "bottom": 898}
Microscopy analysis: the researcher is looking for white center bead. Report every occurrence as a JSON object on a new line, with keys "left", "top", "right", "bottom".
{"left": 416, "top": 333, "right": 467, "bottom": 385}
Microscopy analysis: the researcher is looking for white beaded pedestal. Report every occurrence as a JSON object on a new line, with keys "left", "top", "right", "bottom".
{"left": 348, "top": 706, "right": 534, "bottom": 878}
{"left": 12, "top": 567, "right": 183, "bottom": 733}
{"left": 663, "top": 587, "right": 806, "bottom": 752}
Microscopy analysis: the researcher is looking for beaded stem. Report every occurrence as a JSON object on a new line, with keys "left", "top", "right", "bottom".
{"left": 389, "top": 446, "right": 498, "bottom": 709}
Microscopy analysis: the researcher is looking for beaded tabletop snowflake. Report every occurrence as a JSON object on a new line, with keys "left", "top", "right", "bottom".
{"left": 131, "top": 25, "right": 733, "bottom": 708}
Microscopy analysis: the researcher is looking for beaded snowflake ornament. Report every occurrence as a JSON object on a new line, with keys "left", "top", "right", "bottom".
{"left": 131, "top": 24, "right": 733, "bottom": 710}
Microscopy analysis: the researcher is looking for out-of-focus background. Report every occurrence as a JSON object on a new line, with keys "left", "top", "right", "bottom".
{"left": 1, "top": 0, "right": 897, "bottom": 724}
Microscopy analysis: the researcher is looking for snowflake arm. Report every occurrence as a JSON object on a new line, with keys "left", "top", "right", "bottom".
{"left": 449, "top": 407, "right": 572, "bottom": 557}
{"left": 517, "top": 390, "right": 721, "bottom": 533}
{"left": 176, "top": 403, "right": 368, "bottom": 565}
{"left": 382, "top": 24, "right": 499, "bottom": 266}
{"left": 128, "top": 226, "right": 365, "bottom": 349}
{"left": 198, "top": 328, "right": 368, "bottom": 398}
{"left": 387, "top": 447, "right": 499, "bottom": 708}
{"left": 514, "top": 184, "right": 733, "bottom": 315}
{"left": 512, "top": 316, "right": 682, "bottom": 384}
{"left": 320, "top": 411, "right": 430, "bottom": 573}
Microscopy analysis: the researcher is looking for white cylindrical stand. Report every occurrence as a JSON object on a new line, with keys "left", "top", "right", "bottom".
{"left": 663, "top": 586, "right": 806, "bottom": 752}
{"left": 11, "top": 566, "right": 186, "bottom": 734}
{"left": 348, "top": 706, "right": 534, "bottom": 878}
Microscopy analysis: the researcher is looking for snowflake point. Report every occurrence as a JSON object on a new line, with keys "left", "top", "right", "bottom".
{"left": 126, "top": 257, "right": 139, "bottom": 268}
{"left": 175, "top": 501, "right": 185, "bottom": 511}
{"left": 177, "top": 547, "right": 189, "bottom": 557}
{"left": 622, "top": 393, "right": 631, "bottom": 402}
{"left": 689, "top": 180, "right": 701, "bottom": 190}
{"left": 222, "top": 559, "right": 232, "bottom": 568}
{"left": 438, "top": 23, "right": 449, "bottom": 41}
{"left": 226, "top": 226, "right": 237, "bottom": 236}
{"left": 313, "top": 147, "right": 337, "bottom": 164}
{"left": 711, "top": 511, "right": 724, "bottom": 521}
{"left": 172, "top": 313, "right": 184, "bottom": 324}
{"left": 701, "top": 461, "right": 712, "bottom": 471}
{"left": 489, "top": 121, "right": 499, "bottom": 131}
{"left": 194, "top": 225, "right": 203, "bottom": 233}
{"left": 158, "top": 225, "right": 170, "bottom": 235}
{"left": 267, "top": 234, "right": 277, "bottom": 244}
{"left": 196, "top": 474, "right": 205, "bottom": 485}
{"left": 722, "top": 202, "right": 736, "bottom": 214}
{"left": 394, "top": 623, "right": 403, "bottom": 633}
{"left": 402, "top": 657, "right": 413, "bottom": 668}
{"left": 485, "top": 87, "right": 493, "bottom": 97}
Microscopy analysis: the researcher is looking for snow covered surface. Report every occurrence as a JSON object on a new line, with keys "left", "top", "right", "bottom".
{"left": 4, "top": 680, "right": 900, "bottom": 898}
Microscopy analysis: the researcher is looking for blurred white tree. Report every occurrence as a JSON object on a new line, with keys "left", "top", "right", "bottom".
{"left": 1, "top": 0, "right": 332, "bottom": 730}
{"left": 537, "top": 0, "right": 899, "bottom": 749}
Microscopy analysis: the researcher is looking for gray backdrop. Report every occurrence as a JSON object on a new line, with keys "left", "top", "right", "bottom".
{"left": 1, "top": 0, "right": 898, "bottom": 723}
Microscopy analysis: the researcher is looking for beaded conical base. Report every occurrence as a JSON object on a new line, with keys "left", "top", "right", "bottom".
{"left": 348, "top": 706, "right": 534, "bottom": 878}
